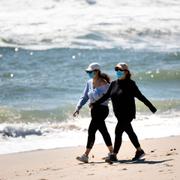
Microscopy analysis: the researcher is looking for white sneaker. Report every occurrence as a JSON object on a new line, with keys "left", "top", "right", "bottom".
{"left": 76, "top": 154, "right": 89, "bottom": 163}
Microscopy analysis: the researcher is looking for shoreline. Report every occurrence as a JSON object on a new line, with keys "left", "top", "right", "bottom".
{"left": 0, "top": 134, "right": 179, "bottom": 156}
{"left": 0, "top": 135, "right": 179, "bottom": 180}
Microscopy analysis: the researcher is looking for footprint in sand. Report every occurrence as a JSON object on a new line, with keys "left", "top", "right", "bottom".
{"left": 164, "top": 163, "right": 173, "bottom": 167}
{"left": 170, "top": 148, "right": 176, "bottom": 151}
{"left": 40, "top": 167, "right": 51, "bottom": 171}
{"left": 150, "top": 149, "right": 156, "bottom": 153}
{"left": 159, "top": 169, "right": 164, "bottom": 172}
{"left": 122, "top": 168, "right": 128, "bottom": 171}
{"left": 87, "top": 173, "right": 95, "bottom": 176}
{"left": 166, "top": 148, "right": 178, "bottom": 156}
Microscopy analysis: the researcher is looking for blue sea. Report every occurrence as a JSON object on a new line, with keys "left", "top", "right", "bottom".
{"left": 0, "top": 0, "right": 180, "bottom": 154}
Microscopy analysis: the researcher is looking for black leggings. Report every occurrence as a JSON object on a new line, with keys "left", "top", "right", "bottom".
{"left": 113, "top": 118, "right": 140, "bottom": 154}
{"left": 86, "top": 105, "right": 112, "bottom": 149}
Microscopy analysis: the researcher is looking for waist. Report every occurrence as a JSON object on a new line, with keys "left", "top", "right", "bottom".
{"left": 89, "top": 97, "right": 109, "bottom": 105}
{"left": 91, "top": 104, "right": 109, "bottom": 112}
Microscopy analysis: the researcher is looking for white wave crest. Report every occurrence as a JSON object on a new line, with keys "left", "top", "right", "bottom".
{"left": 0, "top": 0, "right": 180, "bottom": 50}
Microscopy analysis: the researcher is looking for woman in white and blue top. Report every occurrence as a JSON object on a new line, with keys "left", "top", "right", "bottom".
{"left": 73, "top": 63, "right": 113, "bottom": 163}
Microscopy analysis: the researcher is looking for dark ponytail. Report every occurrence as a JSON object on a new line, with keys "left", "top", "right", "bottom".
{"left": 96, "top": 70, "right": 111, "bottom": 83}
{"left": 100, "top": 73, "right": 111, "bottom": 83}
{"left": 125, "top": 70, "right": 131, "bottom": 79}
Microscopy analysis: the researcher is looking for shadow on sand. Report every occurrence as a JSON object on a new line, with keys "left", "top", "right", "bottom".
{"left": 118, "top": 158, "right": 173, "bottom": 164}
{"left": 78, "top": 158, "right": 173, "bottom": 165}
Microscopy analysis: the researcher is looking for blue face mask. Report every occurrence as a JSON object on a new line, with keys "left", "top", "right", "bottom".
{"left": 87, "top": 71, "right": 95, "bottom": 79}
{"left": 116, "top": 70, "right": 124, "bottom": 79}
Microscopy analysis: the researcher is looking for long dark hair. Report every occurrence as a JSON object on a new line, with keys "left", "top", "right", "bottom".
{"left": 125, "top": 70, "right": 131, "bottom": 79}
{"left": 96, "top": 70, "right": 111, "bottom": 83}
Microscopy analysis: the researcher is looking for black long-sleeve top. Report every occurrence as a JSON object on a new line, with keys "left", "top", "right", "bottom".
{"left": 92, "top": 79, "right": 156, "bottom": 120}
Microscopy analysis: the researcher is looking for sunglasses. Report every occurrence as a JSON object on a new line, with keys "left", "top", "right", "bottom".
{"left": 86, "top": 71, "right": 94, "bottom": 74}
{"left": 114, "top": 67, "right": 123, "bottom": 71}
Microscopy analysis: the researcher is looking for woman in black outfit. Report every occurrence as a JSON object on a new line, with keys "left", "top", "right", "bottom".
{"left": 91, "top": 63, "right": 157, "bottom": 161}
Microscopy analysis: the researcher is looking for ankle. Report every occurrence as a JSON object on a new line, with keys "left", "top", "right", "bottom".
{"left": 84, "top": 153, "right": 89, "bottom": 157}
{"left": 110, "top": 153, "right": 117, "bottom": 157}
{"left": 108, "top": 146, "right": 113, "bottom": 153}
{"left": 136, "top": 147, "right": 142, "bottom": 151}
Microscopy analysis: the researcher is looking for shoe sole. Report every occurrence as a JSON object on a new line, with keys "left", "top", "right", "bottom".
{"left": 105, "top": 158, "right": 114, "bottom": 164}
{"left": 76, "top": 157, "right": 88, "bottom": 163}
{"left": 132, "top": 153, "right": 145, "bottom": 161}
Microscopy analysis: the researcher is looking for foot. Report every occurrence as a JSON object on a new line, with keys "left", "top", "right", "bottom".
{"left": 76, "top": 154, "right": 89, "bottom": 163}
{"left": 132, "top": 150, "right": 145, "bottom": 161}
{"left": 105, "top": 153, "right": 118, "bottom": 162}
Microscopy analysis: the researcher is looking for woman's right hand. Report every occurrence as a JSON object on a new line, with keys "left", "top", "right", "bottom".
{"left": 73, "top": 110, "right": 79, "bottom": 117}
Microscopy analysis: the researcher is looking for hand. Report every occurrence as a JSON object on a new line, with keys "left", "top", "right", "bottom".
{"left": 150, "top": 106, "right": 157, "bottom": 113}
{"left": 89, "top": 103, "right": 93, "bottom": 109}
{"left": 73, "top": 110, "right": 79, "bottom": 117}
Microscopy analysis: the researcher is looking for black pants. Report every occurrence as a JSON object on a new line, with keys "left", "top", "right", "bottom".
{"left": 86, "top": 105, "right": 112, "bottom": 149}
{"left": 113, "top": 117, "right": 140, "bottom": 154}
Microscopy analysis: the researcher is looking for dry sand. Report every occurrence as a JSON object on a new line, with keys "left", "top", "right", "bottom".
{"left": 0, "top": 136, "right": 179, "bottom": 180}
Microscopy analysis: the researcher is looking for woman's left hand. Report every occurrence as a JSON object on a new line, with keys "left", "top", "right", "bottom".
{"left": 150, "top": 106, "right": 157, "bottom": 113}
{"left": 89, "top": 103, "right": 93, "bottom": 109}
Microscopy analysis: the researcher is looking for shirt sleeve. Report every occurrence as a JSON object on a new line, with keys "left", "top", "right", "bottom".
{"left": 132, "top": 81, "right": 157, "bottom": 113}
{"left": 75, "top": 81, "right": 89, "bottom": 111}
{"left": 92, "top": 82, "right": 112, "bottom": 106}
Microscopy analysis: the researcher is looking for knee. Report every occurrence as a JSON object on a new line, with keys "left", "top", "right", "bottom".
{"left": 115, "top": 125, "right": 123, "bottom": 135}
{"left": 115, "top": 129, "right": 123, "bottom": 138}
{"left": 88, "top": 129, "right": 96, "bottom": 138}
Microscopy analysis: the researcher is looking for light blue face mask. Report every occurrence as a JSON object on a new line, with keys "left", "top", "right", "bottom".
{"left": 116, "top": 70, "right": 124, "bottom": 79}
{"left": 87, "top": 71, "right": 95, "bottom": 79}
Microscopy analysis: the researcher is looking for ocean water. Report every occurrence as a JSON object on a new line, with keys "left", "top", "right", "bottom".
{"left": 0, "top": 0, "right": 180, "bottom": 154}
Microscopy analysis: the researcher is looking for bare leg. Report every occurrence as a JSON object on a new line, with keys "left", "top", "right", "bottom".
{"left": 136, "top": 147, "right": 143, "bottom": 151}
{"left": 84, "top": 148, "right": 91, "bottom": 157}
{"left": 108, "top": 145, "right": 113, "bottom": 153}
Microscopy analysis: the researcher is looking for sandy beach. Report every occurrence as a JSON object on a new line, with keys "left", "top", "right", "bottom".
{"left": 0, "top": 136, "right": 179, "bottom": 180}
{"left": 1, "top": 1, "right": 180, "bottom": 180}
